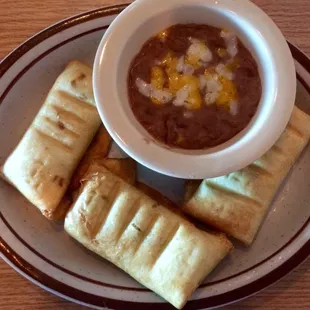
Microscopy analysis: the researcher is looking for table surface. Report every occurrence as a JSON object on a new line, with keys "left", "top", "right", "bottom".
{"left": 0, "top": 0, "right": 309, "bottom": 309}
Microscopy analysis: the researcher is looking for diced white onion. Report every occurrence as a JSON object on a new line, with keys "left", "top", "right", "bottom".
{"left": 152, "top": 88, "right": 173, "bottom": 103}
{"left": 206, "top": 77, "right": 222, "bottom": 93}
{"left": 230, "top": 100, "right": 239, "bottom": 115}
{"left": 205, "top": 92, "right": 218, "bottom": 105}
{"left": 173, "top": 85, "right": 191, "bottom": 106}
{"left": 216, "top": 63, "right": 234, "bottom": 80}
{"left": 176, "top": 56, "right": 185, "bottom": 72}
{"left": 177, "top": 56, "right": 194, "bottom": 75}
{"left": 188, "top": 38, "right": 213, "bottom": 63}
{"left": 136, "top": 78, "right": 152, "bottom": 97}
{"left": 220, "top": 30, "right": 238, "bottom": 58}
{"left": 136, "top": 78, "right": 172, "bottom": 104}
{"left": 183, "top": 64, "right": 195, "bottom": 75}
{"left": 202, "top": 74, "right": 223, "bottom": 106}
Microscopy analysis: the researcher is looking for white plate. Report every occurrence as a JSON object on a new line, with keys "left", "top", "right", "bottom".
{"left": 0, "top": 4, "right": 309, "bottom": 310}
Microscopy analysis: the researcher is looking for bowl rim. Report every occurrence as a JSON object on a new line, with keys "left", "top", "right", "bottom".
{"left": 93, "top": 0, "right": 296, "bottom": 179}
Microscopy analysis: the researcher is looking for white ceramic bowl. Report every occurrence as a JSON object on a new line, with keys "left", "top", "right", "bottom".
{"left": 93, "top": 0, "right": 296, "bottom": 179}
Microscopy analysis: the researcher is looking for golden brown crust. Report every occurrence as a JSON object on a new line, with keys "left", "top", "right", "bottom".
{"left": 1, "top": 61, "right": 101, "bottom": 220}
{"left": 184, "top": 106, "right": 310, "bottom": 245}
{"left": 65, "top": 165, "right": 232, "bottom": 309}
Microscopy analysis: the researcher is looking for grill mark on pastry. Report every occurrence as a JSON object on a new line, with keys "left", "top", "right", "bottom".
{"left": 132, "top": 223, "right": 142, "bottom": 232}
{"left": 151, "top": 223, "right": 180, "bottom": 267}
{"left": 247, "top": 163, "right": 273, "bottom": 178}
{"left": 34, "top": 128, "right": 73, "bottom": 152}
{"left": 231, "top": 176, "right": 240, "bottom": 183}
{"left": 271, "top": 144, "right": 286, "bottom": 156}
{"left": 205, "top": 181, "right": 263, "bottom": 208}
{"left": 58, "top": 90, "right": 96, "bottom": 111}
{"left": 33, "top": 181, "right": 43, "bottom": 191}
{"left": 114, "top": 196, "right": 142, "bottom": 244}
{"left": 28, "top": 162, "right": 46, "bottom": 191}
{"left": 79, "top": 212, "right": 93, "bottom": 234}
{"left": 85, "top": 189, "right": 96, "bottom": 206}
{"left": 43, "top": 116, "right": 80, "bottom": 139}
{"left": 52, "top": 175, "right": 65, "bottom": 187}
{"left": 91, "top": 181, "right": 122, "bottom": 239}
{"left": 287, "top": 124, "right": 304, "bottom": 138}
{"left": 132, "top": 214, "right": 159, "bottom": 255}
{"left": 29, "top": 161, "right": 44, "bottom": 178}
{"left": 71, "top": 73, "right": 86, "bottom": 88}
{"left": 228, "top": 172, "right": 241, "bottom": 183}
{"left": 51, "top": 104, "right": 86, "bottom": 125}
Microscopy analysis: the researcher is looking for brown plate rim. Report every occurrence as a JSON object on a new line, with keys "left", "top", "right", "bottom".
{"left": 0, "top": 4, "right": 309, "bottom": 309}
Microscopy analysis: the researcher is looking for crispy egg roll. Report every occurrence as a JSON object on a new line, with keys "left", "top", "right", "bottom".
{"left": 1, "top": 61, "right": 101, "bottom": 219}
{"left": 64, "top": 165, "right": 232, "bottom": 309}
{"left": 184, "top": 106, "right": 310, "bottom": 245}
